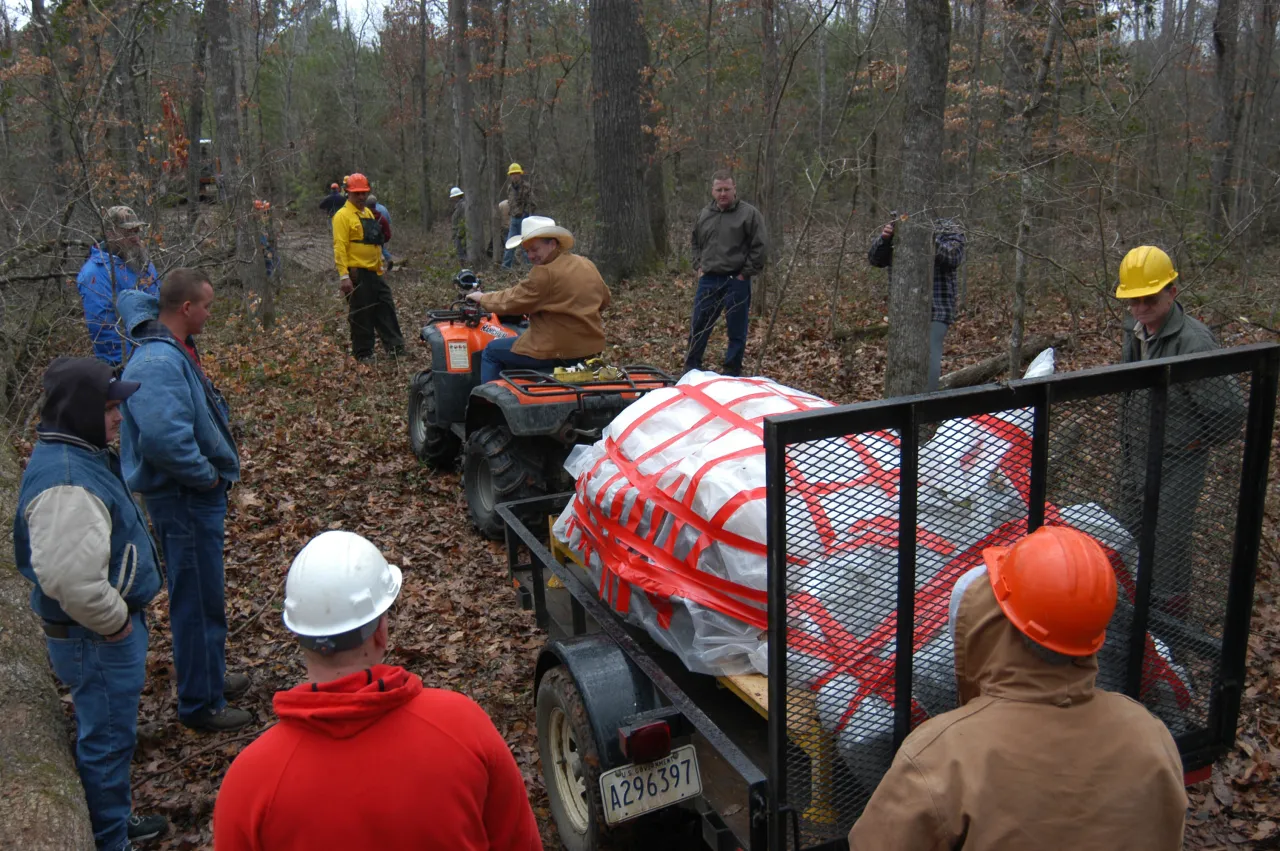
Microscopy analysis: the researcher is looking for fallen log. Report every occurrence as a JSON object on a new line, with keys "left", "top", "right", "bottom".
{"left": 938, "top": 333, "right": 1069, "bottom": 390}
{"left": 0, "top": 438, "right": 94, "bottom": 850}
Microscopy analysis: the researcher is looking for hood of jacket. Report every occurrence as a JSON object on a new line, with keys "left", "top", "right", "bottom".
{"left": 117, "top": 289, "right": 165, "bottom": 339}
{"left": 39, "top": 356, "right": 115, "bottom": 448}
{"left": 952, "top": 565, "right": 1098, "bottom": 708}
{"left": 273, "top": 664, "right": 424, "bottom": 740}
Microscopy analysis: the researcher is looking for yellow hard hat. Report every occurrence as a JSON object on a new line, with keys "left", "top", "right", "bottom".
{"left": 1116, "top": 246, "right": 1178, "bottom": 299}
{"left": 508, "top": 162, "right": 524, "bottom": 175}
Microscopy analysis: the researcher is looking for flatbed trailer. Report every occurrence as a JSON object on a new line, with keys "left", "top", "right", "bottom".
{"left": 498, "top": 343, "right": 1279, "bottom": 851}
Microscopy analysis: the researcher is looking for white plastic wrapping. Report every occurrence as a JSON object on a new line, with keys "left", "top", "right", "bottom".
{"left": 554, "top": 349, "right": 1191, "bottom": 762}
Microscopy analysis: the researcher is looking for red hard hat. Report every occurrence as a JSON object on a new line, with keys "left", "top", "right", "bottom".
{"left": 982, "top": 525, "right": 1117, "bottom": 656}
{"left": 346, "top": 173, "right": 371, "bottom": 192}
{"left": 331, "top": 182, "right": 339, "bottom": 190}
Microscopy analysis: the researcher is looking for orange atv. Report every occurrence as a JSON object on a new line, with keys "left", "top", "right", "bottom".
{"left": 408, "top": 270, "right": 674, "bottom": 538}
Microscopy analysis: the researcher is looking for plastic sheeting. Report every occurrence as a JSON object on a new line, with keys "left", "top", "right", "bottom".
{"left": 554, "top": 352, "right": 1192, "bottom": 776}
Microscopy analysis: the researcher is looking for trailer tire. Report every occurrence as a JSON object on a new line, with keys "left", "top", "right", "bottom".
{"left": 408, "top": 371, "right": 460, "bottom": 468}
{"left": 537, "top": 666, "right": 608, "bottom": 851}
{"left": 463, "top": 424, "right": 545, "bottom": 539}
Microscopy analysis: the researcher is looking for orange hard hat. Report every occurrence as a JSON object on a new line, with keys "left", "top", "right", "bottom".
{"left": 331, "top": 182, "right": 339, "bottom": 190}
{"left": 346, "top": 173, "right": 371, "bottom": 192}
{"left": 982, "top": 525, "right": 1117, "bottom": 656}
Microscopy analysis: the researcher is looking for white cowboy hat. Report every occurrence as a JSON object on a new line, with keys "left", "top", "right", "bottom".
{"left": 505, "top": 215, "right": 574, "bottom": 251}
{"left": 449, "top": 186, "right": 464, "bottom": 198}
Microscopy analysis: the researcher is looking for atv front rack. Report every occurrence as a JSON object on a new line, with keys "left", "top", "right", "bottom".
{"left": 499, "top": 364, "right": 676, "bottom": 399}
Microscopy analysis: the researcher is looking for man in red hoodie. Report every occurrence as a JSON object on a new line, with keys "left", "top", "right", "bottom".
{"left": 212, "top": 531, "right": 542, "bottom": 850}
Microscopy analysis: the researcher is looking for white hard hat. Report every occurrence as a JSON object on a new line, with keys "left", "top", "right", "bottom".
{"left": 283, "top": 531, "right": 402, "bottom": 654}
{"left": 449, "top": 186, "right": 464, "bottom": 198}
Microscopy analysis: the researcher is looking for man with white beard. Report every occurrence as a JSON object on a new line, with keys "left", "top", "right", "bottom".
{"left": 76, "top": 206, "right": 160, "bottom": 367}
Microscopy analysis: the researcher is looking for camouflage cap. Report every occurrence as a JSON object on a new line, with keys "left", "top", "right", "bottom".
{"left": 105, "top": 206, "right": 146, "bottom": 232}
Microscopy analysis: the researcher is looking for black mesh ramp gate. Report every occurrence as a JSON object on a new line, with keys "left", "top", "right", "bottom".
{"left": 762, "top": 344, "right": 1279, "bottom": 850}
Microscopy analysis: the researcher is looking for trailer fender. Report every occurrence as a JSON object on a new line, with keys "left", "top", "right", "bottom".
{"left": 534, "top": 635, "right": 663, "bottom": 770}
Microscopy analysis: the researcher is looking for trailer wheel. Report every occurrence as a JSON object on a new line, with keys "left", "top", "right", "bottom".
{"left": 463, "top": 424, "right": 545, "bottom": 539}
{"left": 537, "top": 667, "right": 607, "bottom": 851}
{"left": 408, "top": 371, "right": 459, "bottom": 468}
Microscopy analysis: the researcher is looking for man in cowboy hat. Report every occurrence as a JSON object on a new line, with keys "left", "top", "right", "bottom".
{"left": 466, "top": 216, "right": 609, "bottom": 382}
{"left": 501, "top": 163, "right": 536, "bottom": 269}
{"left": 76, "top": 205, "right": 160, "bottom": 366}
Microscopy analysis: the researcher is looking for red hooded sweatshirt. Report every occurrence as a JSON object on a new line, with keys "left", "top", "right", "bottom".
{"left": 213, "top": 665, "right": 541, "bottom": 850}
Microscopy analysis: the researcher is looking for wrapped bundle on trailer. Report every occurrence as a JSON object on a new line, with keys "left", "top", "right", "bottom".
{"left": 553, "top": 354, "right": 1213, "bottom": 811}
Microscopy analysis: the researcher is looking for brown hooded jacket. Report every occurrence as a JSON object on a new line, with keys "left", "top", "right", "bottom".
{"left": 848, "top": 571, "right": 1187, "bottom": 851}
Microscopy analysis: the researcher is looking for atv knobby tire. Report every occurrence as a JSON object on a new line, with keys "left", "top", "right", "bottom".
{"left": 408, "top": 371, "right": 460, "bottom": 469}
{"left": 463, "top": 424, "right": 546, "bottom": 539}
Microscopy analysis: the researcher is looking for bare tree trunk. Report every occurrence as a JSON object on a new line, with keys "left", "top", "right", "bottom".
{"left": 30, "top": 0, "right": 64, "bottom": 203}
{"left": 1209, "top": 0, "right": 1240, "bottom": 236}
{"left": 755, "top": 0, "right": 779, "bottom": 316}
{"left": 451, "top": 0, "right": 487, "bottom": 266}
{"left": 958, "top": 0, "right": 986, "bottom": 313}
{"left": 883, "top": 0, "right": 951, "bottom": 398}
{"left": 703, "top": 0, "right": 715, "bottom": 172}
{"left": 187, "top": 20, "right": 208, "bottom": 226}
{"left": 418, "top": 0, "right": 434, "bottom": 232}
{"left": 590, "top": 0, "right": 656, "bottom": 281}
{"left": 207, "top": 0, "right": 269, "bottom": 325}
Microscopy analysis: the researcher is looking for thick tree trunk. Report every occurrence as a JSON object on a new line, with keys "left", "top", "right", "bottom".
{"left": 451, "top": 0, "right": 487, "bottom": 267}
{"left": 1209, "top": 0, "right": 1240, "bottom": 236}
{"left": 883, "top": 0, "right": 951, "bottom": 398}
{"left": 589, "top": 0, "right": 656, "bottom": 281}
{"left": 0, "top": 439, "right": 94, "bottom": 851}
{"left": 207, "top": 0, "right": 270, "bottom": 324}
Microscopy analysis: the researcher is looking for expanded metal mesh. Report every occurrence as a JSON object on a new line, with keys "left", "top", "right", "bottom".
{"left": 778, "top": 371, "right": 1250, "bottom": 848}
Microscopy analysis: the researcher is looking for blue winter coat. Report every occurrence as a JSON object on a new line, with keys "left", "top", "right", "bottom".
{"left": 14, "top": 433, "right": 162, "bottom": 626}
{"left": 117, "top": 290, "right": 241, "bottom": 494}
{"left": 75, "top": 245, "right": 160, "bottom": 366}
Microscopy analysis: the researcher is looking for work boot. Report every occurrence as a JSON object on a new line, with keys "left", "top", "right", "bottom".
{"left": 224, "top": 671, "right": 251, "bottom": 700}
{"left": 182, "top": 705, "right": 253, "bottom": 733}
{"left": 127, "top": 812, "right": 169, "bottom": 843}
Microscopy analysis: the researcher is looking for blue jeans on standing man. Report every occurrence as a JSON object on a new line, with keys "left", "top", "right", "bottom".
{"left": 144, "top": 483, "right": 229, "bottom": 722}
{"left": 481, "top": 335, "right": 561, "bottom": 383}
{"left": 46, "top": 611, "right": 149, "bottom": 851}
{"left": 502, "top": 215, "right": 528, "bottom": 268}
{"left": 684, "top": 274, "right": 752, "bottom": 376}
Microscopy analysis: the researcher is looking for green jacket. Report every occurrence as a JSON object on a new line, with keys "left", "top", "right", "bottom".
{"left": 1120, "top": 301, "right": 1245, "bottom": 455}
{"left": 691, "top": 199, "right": 768, "bottom": 279}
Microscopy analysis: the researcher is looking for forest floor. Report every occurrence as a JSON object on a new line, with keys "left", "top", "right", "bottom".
{"left": 16, "top": 221, "right": 1280, "bottom": 849}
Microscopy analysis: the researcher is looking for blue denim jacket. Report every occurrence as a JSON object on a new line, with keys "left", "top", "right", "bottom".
{"left": 76, "top": 245, "right": 160, "bottom": 366}
{"left": 14, "top": 434, "right": 162, "bottom": 624}
{"left": 117, "top": 290, "right": 241, "bottom": 493}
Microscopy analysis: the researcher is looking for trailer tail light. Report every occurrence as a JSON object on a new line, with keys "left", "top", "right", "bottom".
{"left": 619, "top": 720, "right": 672, "bottom": 763}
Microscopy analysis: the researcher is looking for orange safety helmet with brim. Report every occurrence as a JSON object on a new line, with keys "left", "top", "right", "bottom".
{"left": 346, "top": 173, "right": 371, "bottom": 193}
{"left": 982, "top": 525, "right": 1118, "bottom": 657}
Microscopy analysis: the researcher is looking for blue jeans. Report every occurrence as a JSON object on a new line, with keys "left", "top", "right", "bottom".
{"left": 481, "top": 335, "right": 560, "bottom": 383}
{"left": 145, "top": 485, "right": 229, "bottom": 721}
{"left": 502, "top": 215, "right": 527, "bottom": 268}
{"left": 46, "top": 611, "right": 149, "bottom": 851}
{"left": 684, "top": 274, "right": 752, "bottom": 376}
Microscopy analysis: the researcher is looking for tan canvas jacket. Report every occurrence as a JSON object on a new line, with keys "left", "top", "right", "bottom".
{"left": 848, "top": 575, "right": 1187, "bottom": 851}
{"left": 478, "top": 252, "right": 610, "bottom": 360}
